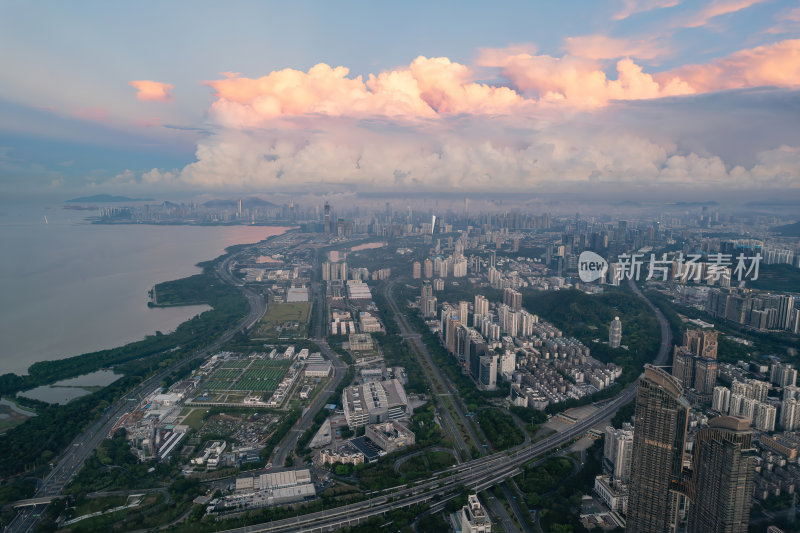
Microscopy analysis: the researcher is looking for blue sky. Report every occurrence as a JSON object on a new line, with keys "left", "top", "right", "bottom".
{"left": 1, "top": 0, "right": 798, "bottom": 195}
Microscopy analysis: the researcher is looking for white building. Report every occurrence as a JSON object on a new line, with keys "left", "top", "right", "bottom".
{"left": 457, "top": 494, "right": 492, "bottom": 533}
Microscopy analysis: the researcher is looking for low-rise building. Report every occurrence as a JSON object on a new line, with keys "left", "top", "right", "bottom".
{"left": 365, "top": 421, "right": 415, "bottom": 453}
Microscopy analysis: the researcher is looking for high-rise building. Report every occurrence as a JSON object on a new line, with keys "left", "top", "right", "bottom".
{"left": 683, "top": 329, "right": 718, "bottom": 359}
{"left": 503, "top": 288, "right": 522, "bottom": 312}
{"left": 458, "top": 494, "right": 492, "bottom": 533}
{"left": 781, "top": 398, "right": 800, "bottom": 430}
{"left": 478, "top": 355, "right": 497, "bottom": 390}
{"left": 713, "top": 386, "right": 731, "bottom": 414}
{"left": 770, "top": 362, "right": 798, "bottom": 389}
{"left": 412, "top": 261, "right": 421, "bottom": 279}
{"left": 499, "top": 351, "right": 516, "bottom": 380}
{"left": 672, "top": 347, "right": 695, "bottom": 389}
{"left": 753, "top": 403, "right": 776, "bottom": 432}
{"left": 469, "top": 337, "right": 487, "bottom": 382}
{"left": 423, "top": 258, "right": 433, "bottom": 278}
{"left": 686, "top": 416, "right": 756, "bottom": 533}
{"left": 459, "top": 301, "right": 470, "bottom": 327}
{"left": 474, "top": 295, "right": 489, "bottom": 318}
{"left": 627, "top": 365, "right": 689, "bottom": 533}
{"left": 609, "top": 317, "right": 622, "bottom": 348}
{"left": 604, "top": 425, "right": 634, "bottom": 483}
{"left": 694, "top": 357, "right": 719, "bottom": 396}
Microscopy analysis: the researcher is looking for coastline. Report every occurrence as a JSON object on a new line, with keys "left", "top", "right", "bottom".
{"left": 0, "top": 224, "right": 292, "bottom": 378}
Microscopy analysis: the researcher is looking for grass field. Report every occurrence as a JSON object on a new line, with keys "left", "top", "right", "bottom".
{"left": 250, "top": 359, "right": 292, "bottom": 369}
{"left": 195, "top": 359, "right": 292, "bottom": 397}
{"left": 221, "top": 360, "right": 250, "bottom": 369}
{"left": 212, "top": 369, "right": 242, "bottom": 380}
{"left": 182, "top": 408, "right": 210, "bottom": 430}
{"left": 263, "top": 302, "right": 310, "bottom": 323}
{"left": 252, "top": 302, "right": 311, "bottom": 339}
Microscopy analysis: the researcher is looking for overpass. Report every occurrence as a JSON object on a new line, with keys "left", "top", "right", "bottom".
{"left": 11, "top": 496, "right": 60, "bottom": 509}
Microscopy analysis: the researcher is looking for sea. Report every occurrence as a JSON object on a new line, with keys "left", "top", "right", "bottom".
{"left": 0, "top": 200, "right": 288, "bottom": 377}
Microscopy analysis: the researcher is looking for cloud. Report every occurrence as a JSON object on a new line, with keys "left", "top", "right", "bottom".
{"left": 204, "top": 57, "right": 527, "bottom": 127}
{"left": 681, "top": 0, "right": 767, "bottom": 28}
{"left": 110, "top": 46, "right": 800, "bottom": 194}
{"left": 764, "top": 6, "right": 800, "bottom": 35}
{"left": 129, "top": 80, "right": 174, "bottom": 101}
{"left": 480, "top": 49, "right": 693, "bottom": 107}
{"left": 129, "top": 108, "right": 799, "bottom": 193}
{"left": 660, "top": 39, "right": 800, "bottom": 92}
{"left": 613, "top": 0, "right": 681, "bottom": 21}
{"left": 562, "top": 34, "right": 667, "bottom": 60}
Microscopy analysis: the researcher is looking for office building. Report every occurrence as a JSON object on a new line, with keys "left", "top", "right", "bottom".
{"left": 412, "top": 261, "right": 421, "bottom": 279}
{"left": 478, "top": 355, "right": 498, "bottom": 391}
{"left": 342, "top": 379, "right": 409, "bottom": 428}
{"left": 627, "top": 365, "right": 689, "bottom": 533}
{"left": 686, "top": 416, "right": 756, "bottom": 533}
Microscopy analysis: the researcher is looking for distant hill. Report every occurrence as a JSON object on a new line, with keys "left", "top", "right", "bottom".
{"left": 203, "top": 197, "right": 278, "bottom": 209}
{"left": 67, "top": 194, "right": 152, "bottom": 203}
{"left": 773, "top": 221, "right": 800, "bottom": 236}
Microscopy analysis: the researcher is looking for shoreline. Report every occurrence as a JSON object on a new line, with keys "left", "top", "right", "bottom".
{"left": 3, "top": 226, "right": 293, "bottom": 381}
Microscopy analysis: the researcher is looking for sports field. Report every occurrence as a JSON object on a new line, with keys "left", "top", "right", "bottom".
{"left": 195, "top": 358, "right": 292, "bottom": 398}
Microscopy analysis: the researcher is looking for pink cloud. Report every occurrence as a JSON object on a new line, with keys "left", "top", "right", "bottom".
{"left": 480, "top": 49, "right": 693, "bottom": 107}
{"left": 660, "top": 39, "right": 800, "bottom": 92}
{"left": 562, "top": 34, "right": 667, "bottom": 60}
{"left": 613, "top": 0, "right": 681, "bottom": 21}
{"left": 203, "top": 40, "right": 800, "bottom": 125}
{"left": 764, "top": 6, "right": 800, "bottom": 35}
{"left": 74, "top": 106, "right": 109, "bottom": 122}
{"left": 205, "top": 57, "right": 526, "bottom": 127}
{"left": 682, "top": 0, "right": 767, "bottom": 28}
{"left": 129, "top": 80, "right": 174, "bottom": 101}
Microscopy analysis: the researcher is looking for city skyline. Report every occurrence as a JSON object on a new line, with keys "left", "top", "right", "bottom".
{"left": 1, "top": 1, "right": 799, "bottom": 196}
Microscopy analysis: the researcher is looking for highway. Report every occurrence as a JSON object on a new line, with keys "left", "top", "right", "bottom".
{"left": 215, "top": 280, "right": 674, "bottom": 532}
{"left": 271, "top": 282, "right": 347, "bottom": 467}
{"left": 6, "top": 235, "right": 278, "bottom": 533}
{"left": 382, "top": 281, "right": 484, "bottom": 462}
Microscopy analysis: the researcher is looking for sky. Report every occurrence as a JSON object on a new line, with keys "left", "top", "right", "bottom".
{"left": 1, "top": 0, "right": 799, "bottom": 198}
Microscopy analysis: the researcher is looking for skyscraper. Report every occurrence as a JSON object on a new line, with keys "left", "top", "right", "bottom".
{"left": 609, "top": 316, "right": 622, "bottom": 348}
{"left": 686, "top": 416, "right": 756, "bottom": 533}
{"left": 627, "top": 365, "right": 690, "bottom": 533}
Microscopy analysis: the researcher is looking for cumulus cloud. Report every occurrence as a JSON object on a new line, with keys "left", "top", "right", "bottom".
{"left": 204, "top": 57, "right": 527, "bottom": 127}
{"left": 660, "top": 39, "right": 800, "bottom": 91}
{"left": 479, "top": 49, "right": 693, "bottom": 107}
{"left": 117, "top": 43, "right": 800, "bottom": 193}
{"left": 129, "top": 80, "right": 174, "bottom": 101}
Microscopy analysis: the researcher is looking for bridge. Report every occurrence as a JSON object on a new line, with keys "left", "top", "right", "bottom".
{"left": 11, "top": 496, "right": 60, "bottom": 509}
